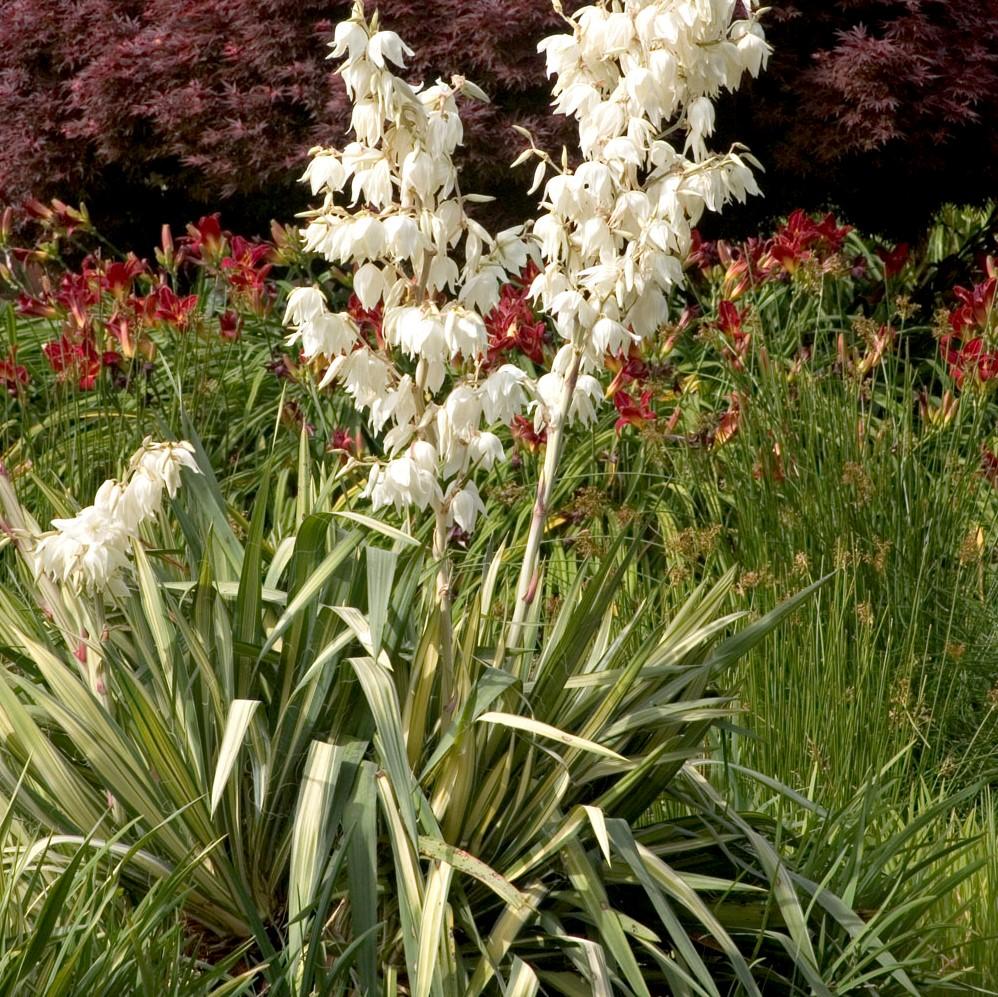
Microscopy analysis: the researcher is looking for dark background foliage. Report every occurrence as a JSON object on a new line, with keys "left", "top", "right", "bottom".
{"left": 2, "top": 0, "right": 995, "bottom": 244}
{"left": 719, "top": 0, "right": 998, "bottom": 237}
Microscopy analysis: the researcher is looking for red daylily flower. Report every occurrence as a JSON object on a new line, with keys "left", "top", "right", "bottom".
{"left": 941, "top": 334, "right": 998, "bottom": 388}
{"left": 605, "top": 347, "right": 648, "bottom": 397}
{"left": 221, "top": 236, "right": 274, "bottom": 313}
{"left": 101, "top": 256, "right": 146, "bottom": 298}
{"left": 181, "top": 214, "right": 226, "bottom": 263}
{"left": 949, "top": 275, "right": 997, "bottom": 334}
{"left": 485, "top": 276, "right": 547, "bottom": 366}
{"left": 613, "top": 389, "right": 656, "bottom": 433}
{"left": 219, "top": 310, "right": 242, "bottom": 341}
{"left": 758, "top": 210, "right": 851, "bottom": 277}
{"left": 0, "top": 349, "right": 29, "bottom": 395}
{"left": 347, "top": 293, "right": 384, "bottom": 348}
{"left": 327, "top": 427, "right": 361, "bottom": 463}
{"left": 43, "top": 335, "right": 102, "bottom": 390}
{"left": 105, "top": 310, "right": 142, "bottom": 358}
{"left": 940, "top": 266, "right": 998, "bottom": 388}
{"left": 510, "top": 414, "right": 546, "bottom": 452}
{"left": 716, "top": 299, "right": 751, "bottom": 369}
{"left": 145, "top": 285, "right": 199, "bottom": 329}
{"left": 876, "top": 242, "right": 910, "bottom": 278}
{"left": 716, "top": 299, "right": 742, "bottom": 336}
{"left": 16, "top": 292, "right": 57, "bottom": 318}
{"left": 686, "top": 229, "right": 719, "bottom": 271}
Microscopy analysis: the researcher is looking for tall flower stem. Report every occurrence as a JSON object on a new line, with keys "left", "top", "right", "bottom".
{"left": 506, "top": 348, "right": 583, "bottom": 667}
{"left": 432, "top": 505, "right": 455, "bottom": 711}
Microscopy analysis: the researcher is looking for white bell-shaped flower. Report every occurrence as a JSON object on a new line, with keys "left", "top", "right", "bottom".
{"left": 481, "top": 365, "right": 530, "bottom": 425}
{"left": 447, "top": 481, "right": 485, "bottom": 533}
{"left": 283, "top": 285, "right": 327, "bottom": 327}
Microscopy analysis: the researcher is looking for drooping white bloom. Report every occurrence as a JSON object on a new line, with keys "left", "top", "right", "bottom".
{"left": 481, "top": 365, "right": 530, "bottom": 425}
{"left": 353, "top": 262, "right": 386, "bottom": 309}
{"left": 571, "top": 375, "right": 604, "bottom": 425}
{"left": 384, "top": 214, "right": 423, "bottom": 261}
{"left": 346, "top": 215, "right": 388, "bottom": 261}
{"left": 591, "top": 317, "right": 634, "bottom": 357}
{"left": 283, "top": 286, "right": 327, "bottom": 327}
{"left": 442, "top": 384, "right": 482, "bottom": 438}
{"left": 409, "top": 440, "right": 438, "bottom": 474}
{"left": 370, "top": 374, "right": 419, "bottom": 435}
{"left": 731, "top": 20, "right": 770, "bottom": 78}
{"left": 294, "top": 312, "right": 359, "bottom": 359}
{"left": 331, "top": 19, "right": 368, "bottom": 61}
{"left": 33, "top": 440, "right": 200, "bottom": 594}
{"left": 367, "top": 30, "right": 413, "bottom": 69}
{"left": 301, "top": 154, "right": 347, "bottom": 196}
{"left": 129, "top": 439, "right": 199, "bottom": 498}
{"left": 364, "top": 445, "right": 443, "bottom": 514}
{"left": 532, "top": 370, "right": 605, "bottom": 432}
{"left": 468, "top": 432, "right": 504, "bottom": 471}
{"left": 120, "top": 466, "right": 163, "bottom": 530}
{"left": 442, "top": 307, "right": 487, "bottom": 359}
{"left": 685, "top": 96, "right": 716, "bottom": 162}
{"left": 447, "top": 480, "right": 485, "bottom": 533}
{"left": 337, "top": 349, "right": 393, "bottom": 409}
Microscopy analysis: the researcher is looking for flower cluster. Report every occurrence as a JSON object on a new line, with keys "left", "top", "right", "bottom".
{"left": 940, "top": 263, "right": 998, "bottom": 388}
{"left": 285, "top": 1, "right": 540, "bottom": 534}
{"left": 525, "top": 0, "right": 769, "bottom": 403}
{"left": 32, "top": 439, "right": 200, "bottom": 594}
{"left": 758, "top": 209, "right": 851, "bottom": 278}
{"left": 286, "top": 0, "right": 769, "bottom": 538}
{"left": 6, "top": 205, "right": 276, "bottom": 391}
{"left": 484, "top": 263, "right": 547, "bottom": 367}
{"left": 690, "top": 209, "right": 852, "bottom": 300}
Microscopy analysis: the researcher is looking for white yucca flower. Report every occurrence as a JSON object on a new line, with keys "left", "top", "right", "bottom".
{"left": 446, "top": 480, "right": 486, "bottom": 533}
{"left": 529, "top": 0, "right": 769, "bottom": 427}
{"left": 129, "top": 439, "right": 199, "bottom": 498}
{"left": 286, "top": 0, "right": 536, "bottom": 538}
{"left": 480, "top": 365, "right": 531, "bottom": 426}
{"left": 32, "top": 439, "right": 200, "bottom": 594}
{"left": 364, "top": 445, "right": 443, "bottom": 514}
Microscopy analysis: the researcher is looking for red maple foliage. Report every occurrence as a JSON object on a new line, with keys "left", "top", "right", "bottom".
{"left": 726, "top": 0, "right": 998, "bottom": 234}
{"left": 2, "top": 1, "right": 994, "bottom": 240}
{"left": 0, "top": 0, "right": 580, "bottom": 242}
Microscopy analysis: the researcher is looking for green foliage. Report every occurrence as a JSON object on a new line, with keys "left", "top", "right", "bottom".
{"left": 0, "top": 204, "right": 997, "bottom": 990}
{"left": 0, "top": 436, "right": 947, "bottom": 993}
{"left": 0, "top": 800, "right": 252, "bottom": 994}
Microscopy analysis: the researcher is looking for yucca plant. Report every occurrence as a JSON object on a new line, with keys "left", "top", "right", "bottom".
{"left": 0, "top": 425, "right": 941, "bottom": 994}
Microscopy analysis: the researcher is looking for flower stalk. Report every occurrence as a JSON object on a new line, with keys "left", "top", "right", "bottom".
{"left": 432, "top": 505, "right": 455, "bottom": 709}
{"left": 507, "top": 345, "right": 583, "bottom": 661}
